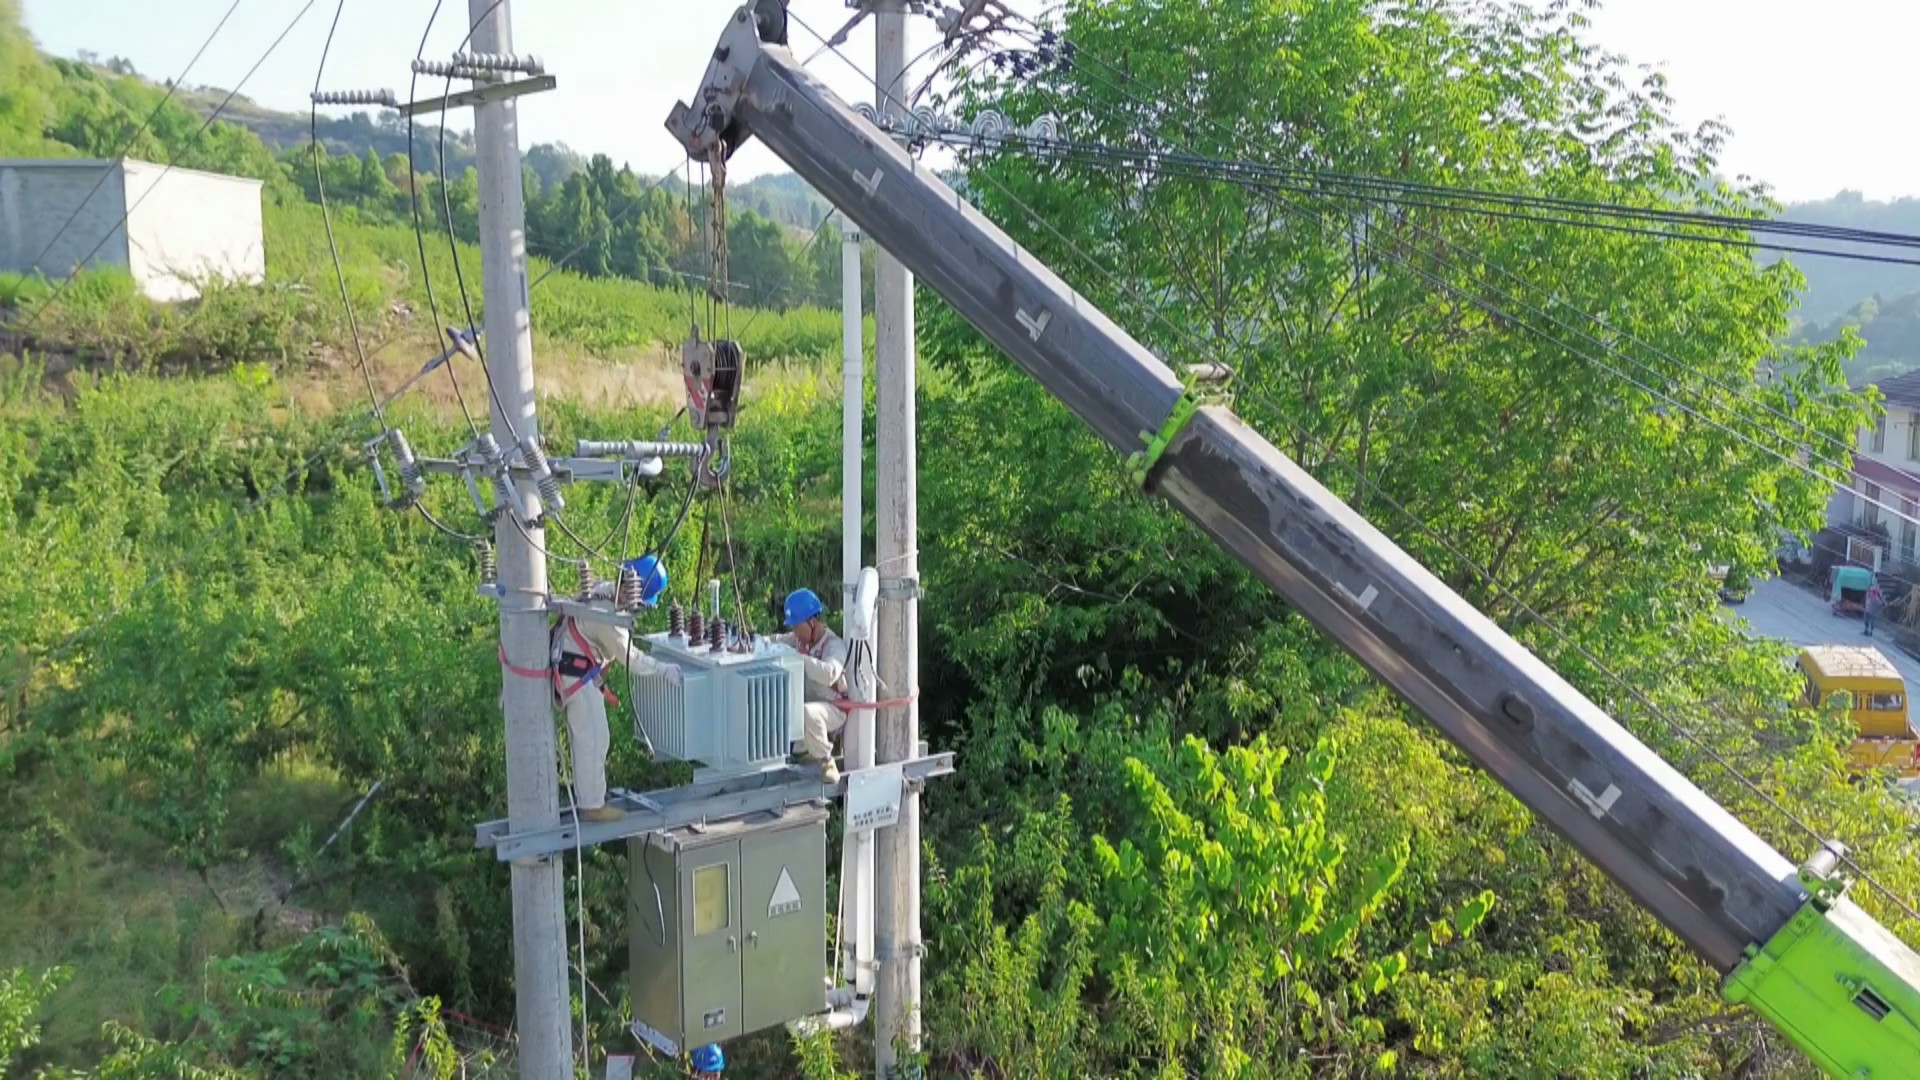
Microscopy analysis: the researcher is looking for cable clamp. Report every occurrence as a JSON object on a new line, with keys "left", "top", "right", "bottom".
{"left": 874, "top": 939, "right": 926, "bottom": 961}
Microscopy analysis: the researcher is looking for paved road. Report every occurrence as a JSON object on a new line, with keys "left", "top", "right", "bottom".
{"left": 1729, "top": 578, "right": 1920, "bottom": 797}
{"left": 1726, "top": 578, "right": 1920, "bottom": 686}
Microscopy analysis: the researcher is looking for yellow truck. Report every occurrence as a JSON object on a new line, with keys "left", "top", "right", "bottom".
{"left": 1795, "top": 644, "right": 1920, "bottom": 777}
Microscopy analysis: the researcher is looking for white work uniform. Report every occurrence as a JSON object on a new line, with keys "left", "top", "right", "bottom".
{"left": 553, "top": 586, "right": 676, "bottom": 811}
{"left": 773, "top": 625, "right": 849, "bottom": 762}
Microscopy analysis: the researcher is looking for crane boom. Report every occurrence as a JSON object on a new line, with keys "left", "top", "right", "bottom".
{"left": 668, "top": 10, "right": 1920, "bottom": 1073}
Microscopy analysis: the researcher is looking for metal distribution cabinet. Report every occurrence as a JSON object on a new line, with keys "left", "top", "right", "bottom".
{"left": 628, "top": 805, "right": 829, "bottom": 1055}
{"left": 629, "top": 633, "right": 805, "bottom": 776}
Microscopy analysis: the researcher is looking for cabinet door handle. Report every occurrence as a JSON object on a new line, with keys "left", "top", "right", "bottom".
{"left": 728, "top": 935, "right": 737, "bottom": 953}
{"left": 747, "top": 931, "right": 760, "bottom": 948}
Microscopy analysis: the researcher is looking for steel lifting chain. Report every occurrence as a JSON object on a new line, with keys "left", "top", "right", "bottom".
{"left": 707, "top": 144, "right": 730, "bottom": 306}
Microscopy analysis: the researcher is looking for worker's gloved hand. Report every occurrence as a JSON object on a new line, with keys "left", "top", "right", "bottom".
{"left": 663, "top": 665, "right": 683, "bottom": 686}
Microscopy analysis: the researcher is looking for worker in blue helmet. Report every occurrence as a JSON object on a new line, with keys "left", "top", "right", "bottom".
{"left": 771, "top": 587, "right": 849, "bottom": 782}
{"left": 553, "top": 554, "right": 680, "bottom": 822}
{"left": 691, "top": 1042, "right": 724, "bottom": 1077}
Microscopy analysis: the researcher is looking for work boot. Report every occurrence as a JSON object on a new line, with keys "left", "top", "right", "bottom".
{"left": 820, "top": 758, "right": 840, "bottom": 785}
{"left": 580, "top": 804, "right": 624, "bottom": 823}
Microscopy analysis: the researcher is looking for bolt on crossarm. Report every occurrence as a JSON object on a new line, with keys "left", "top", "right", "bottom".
{"left": 666, "top": 9, "right": 1920, "bottom": 1074}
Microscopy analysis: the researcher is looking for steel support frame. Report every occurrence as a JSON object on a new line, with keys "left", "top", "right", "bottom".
{"left": 417, "top": 455, "right": 646, "bottom": 484}
{"left": 399, "top": 74, "right": 557, "bottom": 117}
{"left": 474, "top": 753, "right": 956, "bottom": 862}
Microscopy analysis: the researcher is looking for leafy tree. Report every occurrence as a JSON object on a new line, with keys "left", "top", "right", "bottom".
{"left": 0, "top": 0, "right": 64, "bottom": 157}
{"left": 0, "top": 966, "right": 70, "bottom": 1072}
{"left": 910, "top": 0, "right": 1906, "bottom": 1073}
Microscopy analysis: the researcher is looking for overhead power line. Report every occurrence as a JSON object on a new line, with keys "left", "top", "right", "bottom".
{"left": 918, "top": 128, "right": 1920, "bottom": 268}
{"left": 960, "top": 30, "right": 1920, "bottom": 535}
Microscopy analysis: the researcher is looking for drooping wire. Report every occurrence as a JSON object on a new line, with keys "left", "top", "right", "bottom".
{"left": 946, "top": 125, "right": 1883, "bottom": 486}
{"left": 312, "top": 0, "right": 380, "bottom": 421}
{"left": 314, "top": 0, "right": 481, "bottom": 546}
{"left": 717, "top": 479, "right": 754, "bottom": 638}
{"left": 406, "top": 0, "right": 482, "bottom": 439}
{"left": 735, "top": 208, "right": 842, "bottom": 340}
{"left": 21, "top": 0, "right": 245, "bottom": 281}
{"left": 433, "top": 0, "right": 519, "bottom": 444}
{"left": 685, "top": 156, "right": 699, "bottom": 332}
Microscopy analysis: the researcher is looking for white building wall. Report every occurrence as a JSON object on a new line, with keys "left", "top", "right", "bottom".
{"left": 0, "top": 161, "right": 131, "bottom": 280}
{"left": 121, "top": 160, "right": 265, "bottom": 302}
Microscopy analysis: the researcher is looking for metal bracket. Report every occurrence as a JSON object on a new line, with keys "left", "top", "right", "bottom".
{"left": 1128, "top": 391, "right": 1198, "bottom": 489}
{"left": 877, "top": 576, "right": 920, "bottom": 599}
{"left": 399, "top": 74, "right": 558, "bottom": 117}
{"left": 664, "top": 7, "right": 764, "bottom": 159}
{"left": 473, "top": 751, "right": 956, "bottom": 862}
{"left": 547, "top": 597, "right": 634, "bottom": 631}
{"left": 417, "top": 454, "right": 646, "bottom": 486}
{"left": 873, "top": 940, "right": 927, "bottom": 960}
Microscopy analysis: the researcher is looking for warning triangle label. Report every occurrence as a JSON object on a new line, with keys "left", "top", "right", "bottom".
{"left": 767, "top": 866, "right": 802, "bottom": 918}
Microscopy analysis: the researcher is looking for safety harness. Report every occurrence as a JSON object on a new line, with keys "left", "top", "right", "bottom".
{"left": 497, "top": 617, "right": 620, "bottom": 707}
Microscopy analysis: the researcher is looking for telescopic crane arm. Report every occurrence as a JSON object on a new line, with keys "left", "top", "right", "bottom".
{"left": 668, "top": 10, "right": 1920, "bottom": 1074}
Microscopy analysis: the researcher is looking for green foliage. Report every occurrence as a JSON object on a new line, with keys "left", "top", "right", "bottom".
{"left": 1, "top": 965, "right": 71, "bottom": 1072}
{"left": 7, "top": 2, "right": 1920, "bottom": 1078}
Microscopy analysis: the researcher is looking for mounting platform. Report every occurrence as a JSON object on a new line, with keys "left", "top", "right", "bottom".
{"left": 473, "top": 751, "right": 955, "bottom": 863}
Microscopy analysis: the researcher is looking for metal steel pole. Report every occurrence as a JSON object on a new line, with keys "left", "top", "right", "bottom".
{"left": 840, "top": 224, "right": 878, "bottom": 996}
{"left": 470, "top": 1, "right": 573, "bottom": 1075}
{"left": 843, "top": 223, "right": 866, "bottom": 628}
{"left": 872, "top": 5, "right": 922, "bottom": 1073}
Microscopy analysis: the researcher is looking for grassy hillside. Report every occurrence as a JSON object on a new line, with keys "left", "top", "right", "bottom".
{"left": 1778, "top": 192, "right": 1920, "bottom": 325}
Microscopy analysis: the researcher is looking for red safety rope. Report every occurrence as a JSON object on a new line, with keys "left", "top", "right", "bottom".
{"left": 498, "top": 645, "right": 551, "bottom": 681}
{"left": 831, "top": 693, "right": 918, "bottom": 712}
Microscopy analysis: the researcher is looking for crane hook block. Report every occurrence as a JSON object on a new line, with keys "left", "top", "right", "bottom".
{"left": 683, "top": 327, "right": 743, "bottom": 433}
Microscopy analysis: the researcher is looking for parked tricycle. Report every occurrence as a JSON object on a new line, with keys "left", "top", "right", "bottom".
{"left": 1830, "top": 565, "right": 1876, "bottom": 617}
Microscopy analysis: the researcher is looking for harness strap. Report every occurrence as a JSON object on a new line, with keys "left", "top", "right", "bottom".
{"left": 519, "top": 620, "right": 619, "bottom": 706}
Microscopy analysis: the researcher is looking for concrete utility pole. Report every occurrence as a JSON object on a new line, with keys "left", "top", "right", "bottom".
{"left": 469, "top": 0, "right": 573, "bottom": 1075}
{"left": 871, "top": 4, "right": 923, "bottom": 1073}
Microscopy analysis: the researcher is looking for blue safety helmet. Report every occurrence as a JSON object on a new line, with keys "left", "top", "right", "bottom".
{"left": 623, "top": 554, "right": 669, "bottom": 607}
{"left": 691, "top": 1043, "right": 724, "bottom": 1073}
{"left": 782, "top": 587, "right": 824, "bottom": 628}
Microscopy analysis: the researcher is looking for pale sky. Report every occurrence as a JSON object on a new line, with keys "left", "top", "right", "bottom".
{"left": 23, "top": 0, "right": 1920, "bottom": 202}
